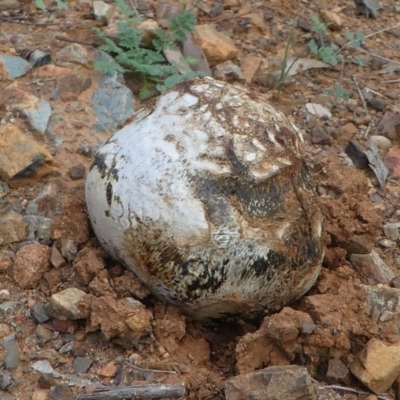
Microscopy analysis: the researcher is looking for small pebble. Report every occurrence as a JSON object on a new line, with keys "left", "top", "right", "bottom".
{"left": 3, "top": 345, "right": 20, "bottom": 370}
{"left": 31, "top": 303, "right": 50, "bottom": 324}
{"left": 72, "top": 356, "right": 93, "bottom": 373}
{"left": 68, "top": 164, "right": 86, "bottom": 180}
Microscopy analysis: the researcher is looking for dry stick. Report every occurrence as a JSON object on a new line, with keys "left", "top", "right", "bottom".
{"left": 364, "top": 87, "right": 389, "bottom": 99}
{"left": 76, "top": 383, "right": 186, "bottom": 400}
{"left": 125, "top": 361, "right": 177, "bottom": 375}
{"left": 352, "top": 75, "right": 368, "bottom": 112}
{"left": 320, "top": 385, "right": 393, "bottom": 400}
{"left": 382, "top": 79, "right": 400, "bottom": 84}
{"left": 55, "top": 35, "right": 98, "bottom": 47}
{"left": 0, "top": 15, "right": 61, "bottom": 25}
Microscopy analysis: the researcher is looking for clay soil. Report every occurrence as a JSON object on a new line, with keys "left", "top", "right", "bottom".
{"left": 1, "top": 0, "right": 400, "bottom": 399}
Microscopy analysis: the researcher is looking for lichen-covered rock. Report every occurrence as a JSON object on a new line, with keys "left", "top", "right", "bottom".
{"left": 85, "top": 77, "right": 324, "bottom": 319}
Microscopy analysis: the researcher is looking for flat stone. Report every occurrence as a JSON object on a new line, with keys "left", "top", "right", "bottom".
{"left": 99, "top": 361, "right": 118, "bottom": 377}
{"left": 31, "top": 303, "right": 50, "bottom": 324}
{"left": 92, "top": 75, "right": 135, "bottom": 132}
{"left": 36, "top": 325, "right": 53, "bottom": 346}
{"left": 25, "top": 215, "right": 53, "bottom": 241}
{"left": 31, "top": 360, "right": 61, "bottom": 377}
{"left": 213, "top": 60, "right": 245, "bottom": 83}
{"left": 55, "top": 44, "right": 90, "bottom": 68}
{"left": 1, "top": 85, "right": 52, "bottom": 134}
{"left": 350, "top": 250, "right": 395, "bottom": 285}
{"left": 326, "top": 359, "right": 349, "bottom": 381}
{"left": 2, "top": 333, "right": 17, "bottom": 348}
{"left": 349, "top": 338, "right": 400, "bottom": 394}
{"left": 72, "top": 356, "right": 93, "bottom": 373}
{"left": 240, "top": 55, "right": 262, "bottom": 83}
{"left": 50, "top": 245, "right": 66, "bottom": 268}
{"left": 0, "top": 124, "right": 53, "bottom": 181}
{"left": 192, "top": 24, "right": 239, "bottom": 67}
{"left": 12, "top": 244, "right": 50, "bottom": 289}
{"left": 3, "top": 345, "right": 20, "bottom": 370}
{"left": 93, "top": 0, "right": 114, "bottom": 23}
{"left": 0, "top": 370, "right": 14, "bottom": 390}
{"left": 0, "top": 211, "right": 27, "bottom": 245}
{"left": 225, "top": 365, "right": 316, "bottom": 400}
{"left": 0, "top": 54, "right": 32, "bottom": 80}
{"left": 48, "top": 288, "right": 90, "bottom": 320}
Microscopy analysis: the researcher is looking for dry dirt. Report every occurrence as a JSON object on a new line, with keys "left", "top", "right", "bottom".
{"left": 1, "top": 0, "right": 400, "bottom": 399}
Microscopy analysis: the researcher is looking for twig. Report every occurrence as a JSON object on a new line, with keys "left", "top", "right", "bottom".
{"left": 364, "top": 87, "right": 389, "bottom": 99}
{"left": 382, "top": 79, "right": 400, "bottom": 84}
{"left": 0, "top": 15, "right": 61, "bottom": 25}
{"left": 76, "top": 383, "right": 186, "bottom": 400}
{"left": 25, "top": 78, "right": 57, "bottom": 86}
{"left": 55, "top": 35, "right": 98, "bottom": 47}
{"left": 320, "top": 385, "right": 393, "bottom": 400}
{"left": 127, "top": 0, "right": 139, "bottom": 18}
{"left": 352, "top": 75, "right": 368, "bottom": 112}
{"left": 125, "top": 361, "right": 177, "bottom": 375}
{"left": 363, "top": 119, "right": 374, "bottom": 139}
{"left": 357, "top": 46, "right": 400, "bottom": 67}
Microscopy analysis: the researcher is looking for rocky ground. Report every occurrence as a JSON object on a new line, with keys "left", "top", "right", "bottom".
{"left": 1, "top": 0, "right": 400, "bottom": 399}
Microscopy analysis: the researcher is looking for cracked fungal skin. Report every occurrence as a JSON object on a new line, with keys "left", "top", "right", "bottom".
{"left": 85, "top": 77, "right": 325, "bottom": 320}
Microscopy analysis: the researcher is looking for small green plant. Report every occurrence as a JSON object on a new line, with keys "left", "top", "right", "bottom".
{"left": 308, "top": 16, "right": 342, "bottom": 66}
{"left": 324, "top": 84, "right": 350, "bottom": 105}
{"left": 93, "top": 0, "right": 204, "bottom": 99}
{"left": 35, "top": 0, "right": 68, "bottom": 11}
{"left": 308, "top": 16, "right": 367, "bottom": 68}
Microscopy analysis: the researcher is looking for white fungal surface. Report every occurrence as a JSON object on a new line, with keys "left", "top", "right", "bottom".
{"left": 85, "top": 77, "right": 324, "bottom": 319}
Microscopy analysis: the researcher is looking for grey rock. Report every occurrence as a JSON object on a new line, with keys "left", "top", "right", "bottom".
{"left": 92, "top": 74, "right": 135, "bottom": 132}
{"left": 31, "top": 360, "right": 61, "bottom": 377}
{"left": 0, "top": 211, "right": 27, "bottom": 245}
{"left": 24, "top": 215, "right": 54, "bottom": 242}
{"left": 301, "top": 322, "right": 316, "bottom": 335}
{"left": 363, "top": 285, "right": 400, "bottom": 321}
{"left": 60, "top": 237, "right": 78, "bottom": 261}
{"left": 0, "top": 370, "right": 14, "bottom": 391}
{"left": 72, "top": 356, "right": 93, "bottom": 373}
{"left": 3, "top": 89, "right": 52, "bottom": 134}
{"left": 225, "top": 365, "right": 316, "bottom": 400}
{"left": 28, "top": 50, "right": 51, "bottom": 68}
{"left": 0, "top": 301, "right": 14, "bottom": 316}
{"left": 326, "top": 359, "right": 349, "bottom": 382}
{"left": 2, "top": 333, "right": 17, "bottom": 348}
{"left": 212, "top": 60, "right": 245, "bottom": 83}
{"left": 350, "top": 250, "right": 395, "bottom": 285}
{"left": 0, "top": 54, "right": 32, "bottom": 80}
{"left": 31, "top": 303, "right": 50, "bottom": 324}
{"left": 55, "top": 44, "right": 90, "bottom": 68}
{"left": 383, "top": 222, "right": 400, "bottom": 240}
{"left": 354, "top": 0, "right": 381, "bottom": 18}
{"left": 93, "top": 0, "right": 114, "bottom": 23}
{"left": 3, "top": 346, "right": 20, "bottom": 370}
